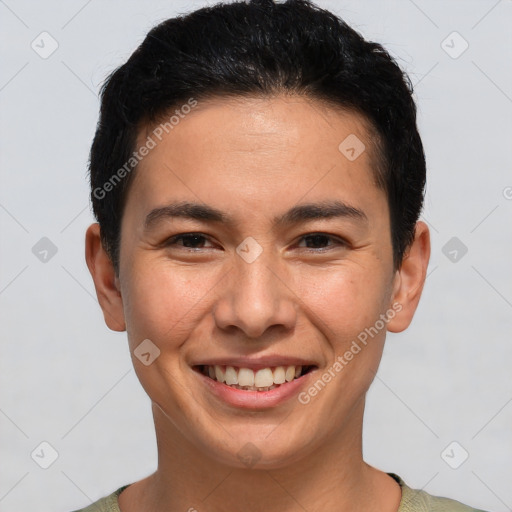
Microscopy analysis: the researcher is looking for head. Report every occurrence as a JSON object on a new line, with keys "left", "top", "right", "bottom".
{"left": 86, "top": 0, "right": 430, "bottom": 469}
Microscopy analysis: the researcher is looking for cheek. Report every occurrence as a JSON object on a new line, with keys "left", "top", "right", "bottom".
{"left": 121, "top": 248, "right": 392, "bottom": 354}
{"left": 293, "top": 263, "right": 390, "bottom": 345}
{"left": 293, "top": 268, "right": 390, "bottom": 422}
{"left": 122, "top": 261, "right": 214, "bottom": 351}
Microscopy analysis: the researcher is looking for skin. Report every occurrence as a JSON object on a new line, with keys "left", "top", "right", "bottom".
{"left": 85, "top": 94, "right": 430, "bottom": 512}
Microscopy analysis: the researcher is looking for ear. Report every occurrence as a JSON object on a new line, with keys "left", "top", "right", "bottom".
{"left": 387, "top": 220, "right": 431, "bottom": 333}
{"left": 85, "top": 223, "right": 126, "bottom": 331}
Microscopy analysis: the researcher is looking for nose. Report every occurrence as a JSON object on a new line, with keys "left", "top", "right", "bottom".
{"left": 212, "top": 246, "right": 298, "bottom": 340}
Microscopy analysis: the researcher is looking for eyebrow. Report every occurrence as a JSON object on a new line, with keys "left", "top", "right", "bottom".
{"left": 143, "top": 199, "right": 368, "bottom": 232}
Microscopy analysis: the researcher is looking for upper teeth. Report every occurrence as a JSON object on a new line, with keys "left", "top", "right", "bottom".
{"left": 207, "top": 365, "right": 302, "bottom": 388}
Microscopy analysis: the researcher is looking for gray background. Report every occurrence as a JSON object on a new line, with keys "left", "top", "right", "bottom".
{"left": 0, "top": 0, "right": 511, "bottom": 510}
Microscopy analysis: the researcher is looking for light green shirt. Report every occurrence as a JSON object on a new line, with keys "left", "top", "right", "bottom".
{"left": 71, "top": 473, "right": 489, "bottom": 511}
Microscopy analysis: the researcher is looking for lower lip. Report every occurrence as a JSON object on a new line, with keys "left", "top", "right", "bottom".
{"left": 194, "top": 368, "right": 316, "bottom": 409}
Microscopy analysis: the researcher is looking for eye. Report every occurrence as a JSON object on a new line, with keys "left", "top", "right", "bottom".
{"left": 161, "top": 232, "right": 347, "bottom": 252}
{"left": 163, "top": 233, "right": 216, "bottom": 250}
{"left": 296, "top": 233, "right": 347, "bottom": 251}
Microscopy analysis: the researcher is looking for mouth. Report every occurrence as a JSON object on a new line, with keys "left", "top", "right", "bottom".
{"left": 193, "top": 364, "right": 317, "bottom": 392}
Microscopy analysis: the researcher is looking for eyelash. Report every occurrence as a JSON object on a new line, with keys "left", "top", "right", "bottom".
{"left": 163, "top": 232, "right": 348, "bottom": 252}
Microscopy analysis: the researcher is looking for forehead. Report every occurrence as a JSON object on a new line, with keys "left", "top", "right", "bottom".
{"left": 138, "top": 94, "right": 378, "bottom": 168}
{"left": 124, "top": 94, "right": 387, "bottom": 231}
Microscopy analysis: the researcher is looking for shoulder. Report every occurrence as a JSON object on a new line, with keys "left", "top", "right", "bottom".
{"left": 389, "top": 473, "right": 490, "bottom": 512}
{"left": 70, "top": 477, "right": 491, "bottom": 512}
{"left": 69, "top": 485, "right": 128, "bottom": 512}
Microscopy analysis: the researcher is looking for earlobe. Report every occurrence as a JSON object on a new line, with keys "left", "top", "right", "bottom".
{"left": 85, "top": 223, "right": 126, "bottom": 332}
{"left": 387, "top": 221, "right": 431, "bottom": 333}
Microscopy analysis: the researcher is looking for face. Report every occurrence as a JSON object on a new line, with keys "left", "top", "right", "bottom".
{"left": 87, "top": 94, "right": 429, "bottom": 469}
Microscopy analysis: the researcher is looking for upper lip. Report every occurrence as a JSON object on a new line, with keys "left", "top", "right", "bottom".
{"left": 192, "top": 356, "right": 318, "bottom": 371}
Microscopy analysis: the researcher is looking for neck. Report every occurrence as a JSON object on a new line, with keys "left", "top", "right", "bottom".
{"left": 119, "top": 400, "right": 401, "bottom": 512}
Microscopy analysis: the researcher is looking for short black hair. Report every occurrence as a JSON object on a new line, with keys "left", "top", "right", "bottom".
{"left": 88, "top": 0, "right": 426, "bottom": 276}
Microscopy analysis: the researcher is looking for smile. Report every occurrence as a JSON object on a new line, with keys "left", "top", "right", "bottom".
{"left": 194, "top": 363, "right": 316, "bottom": 392}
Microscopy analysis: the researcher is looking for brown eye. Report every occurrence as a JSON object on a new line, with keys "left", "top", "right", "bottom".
{"left": 297, "top": 233, "right": 347, "bottom": 250}
{"left": 164, "top": 233, "right": 214, "bottom": 249}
